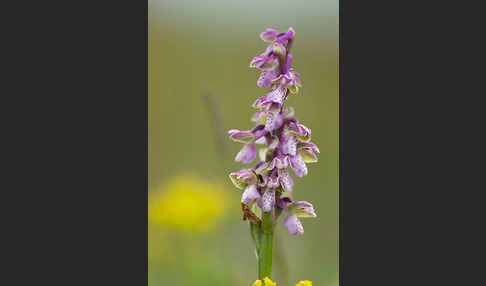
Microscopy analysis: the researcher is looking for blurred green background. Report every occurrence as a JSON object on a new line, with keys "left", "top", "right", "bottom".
{"left": 149, "top": 0, "right": 338, "bottom": 285}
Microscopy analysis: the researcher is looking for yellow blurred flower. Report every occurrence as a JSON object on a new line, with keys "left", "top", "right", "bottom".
{"left": 148, "top": 173, "right": 228, "bottom": 233}
{"left": 253, "top": 277, "right": 276, "bottom": 286}
{"left": 264, "top": 277, "right": 277, "bottom": 286}
{"left": 296, "top": 280, "right": 312, "bottom": 286}
{"left": 253, "top": 280, "right": 262, "bottom": 286}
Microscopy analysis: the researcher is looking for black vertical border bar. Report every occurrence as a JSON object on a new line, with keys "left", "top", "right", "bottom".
{"left": 144, "top": 0, "right": 149, "bottom": 282}
{"left": 339, "top": 0, "right": 343, "bottom": 283}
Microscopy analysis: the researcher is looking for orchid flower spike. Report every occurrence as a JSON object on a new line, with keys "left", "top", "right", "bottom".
{"left": 229, "top": 27, "right": 319, "bottom": 238}
{"left": 230, "top": 29, "right": 322, "bottom": 285}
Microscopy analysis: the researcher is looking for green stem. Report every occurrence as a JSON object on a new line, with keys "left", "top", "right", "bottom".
{"left": 257, "top": 212, "right": 274, "bottom": 279}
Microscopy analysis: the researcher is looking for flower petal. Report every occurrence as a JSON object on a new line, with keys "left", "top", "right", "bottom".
{"left": 278, "top": 168, "right": 294, "bottom": 192}
{"left": 254, "top": 160, "right": 269, "bottom": 175}
{"left": 279, "top": 27, "right": 295, "bottom": 42}
{"left": 263, "top": 277, "right": 277, "bottom": 286}
{"left": 257, "top": 70, "right": 278, "bottom": 88}
{"left": 284, "top": 213, "right": 304, "bottom": 235}
{"left": 296, "top": 280, "right": 312, "bottom": 286}
{"left": 281, "top": 133, "right": 298, "bottom": 156}
{"left": 228, "top": 129, "right": 254, "bottom": 143}
{"left": 250, "top": 54, "right": 277, "bottom": 70}
{"left": 297, "top": 124, "right": 311, "bottom": 141}
{"left": 235, "top": 143, "right": 256, "bottom": 164}
{"left": 269, "top": 154, "right": 290, "bottom": 170}
{"left": 261, "top": 188, "right": 276, "bottom": 212}
{"left": 251, "top": 110, "right": 266, "bottom": 125}
{"left": 277, "top": 197, "right": 292, "bottom": 209}
{"left": 229, "top": 168, "right": 257, "bottom": 189}
{"left": 265, "top": 111, "right": 283, "bottom": 132}
{"left": 252, "top": 96, "right": 267, "bottom": 109}
{"left": 266, "top": 87, "right": 286, "bottom": 106}
{"left": 290, "top": 153, "right": 308, "bottom": 177}
{"left": 294, "top": 201, "right": 317, "bottom": 218}
{"left": 260, "top": 29, "right": 279, "bottom": 42}
{"left": 299, "top": 147, "right": 318, "bottom": 163}
{"left": 267, "top": 175, "right": 280, "bottom": 189}
{"left": 298, "top": 141, "right": 320, "bottom": 153}
{"left": 241, "top": 184, "right": 261, "bottom": 204}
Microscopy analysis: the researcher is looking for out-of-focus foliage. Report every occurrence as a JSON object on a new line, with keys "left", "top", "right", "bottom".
{"left": 149, "top": 0, "right": 338, "bottom": 285}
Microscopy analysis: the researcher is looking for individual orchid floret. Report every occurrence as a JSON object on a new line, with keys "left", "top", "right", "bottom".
{"left": 280, "top": 132, "right": 298, "bottom": 156}
{"left": 271, "top": 54, "right": 303, "bottom": 94}
{"left": 293, "top": 201, "right": 317, "bottom": 218}
{"left": 251, "top": 110, "right": 266, "bottom": 125}
{"left": 298, "top": 141, "right": 320, "bottom": 154}
{"left": 289, "top": 152, "right": 308, "bottom": 178}
{"left": 259, "top": 29, "right": 280, "bottom": 43}
{"left": 250, "top": 54, "right": 278, "bottom": 71}
{"left": 266, "top": 173, "right": 280, "bottom": 189}
{"left": 229, "top": 129, "right": 254, "bottom": 143}
{"left": 266, "top": 86, "right": 287, "bottom": 107}
{"left": 268, "top": 154, "right": 290, "bottom": 170}
{"left": 257, "top": 70, "right": 279, "bottom": 88}
{"left": 284, "top": 121, "right": 311, "bottom": 142}
{"left": 277, "top": 168, "right": 294, "bottom": 192}
{"left": 241, "top": 184, "right": 261, "bottom": 204}
{"left": 260, "top": 188, "right": 276, "bottom": 212}
{"left": 254, "top": 160, "right": 269, "bottom": 175}
{"left": 229, "top": 168, "right": 257, "bottom": 190}
{"left": 298, "top": 142, "right": 319, "bottom": 163}
{"left": 264, "top": 110, "right": 283, "bottom": 132}
{"left": 283, "top": 200, "right": 317, "bottom": 235}
{"left": 260, "top": 27, "right": 295, "bottom": 50}
{"left": 277, "top": 197, "right": 292, "bottom": 209}
{"left": 235, "top": 143, "right": 257, "bottom": 163}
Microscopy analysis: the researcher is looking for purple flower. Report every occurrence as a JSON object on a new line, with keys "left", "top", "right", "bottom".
{"left": 267, "top": 173, "right": 280, "bottom": 189}
{"left": 260, "top": 29, "right": 280, "bottom": 42}
{"left": 260, "top": 27, "right": 295, "bottom": 48}
{"left": 260, "top": 188, "right": 276, "bottom": 212}
{"left": 284, "top": 213, "right": 304, "bottom": 235}
{"left": 264, "top": 111, "right": 283, "bottom": 132}
{"left": 289, "top": 152, "right": 308, "bottom": 178}
{"left": 253, "top": 160, "right": 269, "bottom": 175}
{"left": 298, "top": 142, "right": 320, "bottom": 163}
{"left": 277, "top": 197, "right": 292, "bottom": 209}
{"left": 298, "top": 141, "right": 320, "bottom": 153}
{"left": 235, "top": 143, "right": 256, "bottom": 164}
{"left": 228, "top": 27, "right": 319, "bottom": 238}
{"left": 257, "top": 69, "right": 278, "bottom": 88}
{"left": 229, "top": 168, "right": 257, "bottom": 190}
{"left": 250, "top": 54, "right": 278, "bottom": 71}
{"left": 228, "top": 129, "right": 254, "bottom": 143}
{"left": 283, "top": 200, "right": 317, "bottom": 235}
{"left": 241, "top": 184, "right": 261, "bottom": 204}
{"left": 280, "top": 132, "right": 298, "bottom": 156}
{"left": 294, "top": 200, "right": 317, "bottom": 217}
{"left": 284, "top": 121, "right": 311, "bottom": 142}
{"left": 268, "top": 154, "right": 290, "bottom": 170}
{"left": 251, "top": 110, "right": 266, "bottom": 125}
{"left": 278, "top": 167, "right": 294, "bottom": 192}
